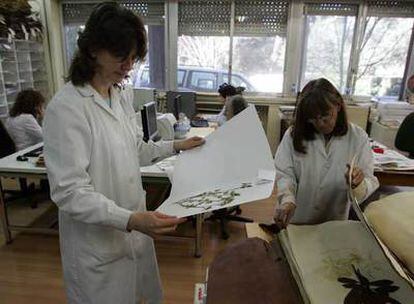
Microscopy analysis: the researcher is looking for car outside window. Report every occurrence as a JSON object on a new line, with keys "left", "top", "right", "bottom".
{"left": 178, "top": 70, "right": 186, "bottom": 87}
{"left": 189, "top": 71, "right": 218, "bottom": 91}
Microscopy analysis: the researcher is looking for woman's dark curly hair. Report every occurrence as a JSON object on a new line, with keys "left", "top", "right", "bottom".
{"left": 218, "top": 83, "right": 245, "bottom": 98}
{"left": 9, "top": 89, "right": 45, "bottom": 118}
{"left": 68, "top": 2, "right": 147, "bottom": 86}
{"left": 292, "top": 78, "right": 348, "bottom": 154}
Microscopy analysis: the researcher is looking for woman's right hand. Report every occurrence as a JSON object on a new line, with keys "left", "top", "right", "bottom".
{"left": 127, "top": 211, "right": 186, "bottom": 237}
{"left": 273, "top": 202, "right": 296, "bottom": 229}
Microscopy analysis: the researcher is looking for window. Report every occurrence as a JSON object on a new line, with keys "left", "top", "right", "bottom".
{"left": 233, "top": 36, "right": 285, "bottom": 93}
{"left": 178, "top": 1, "right": 231, "bottom": 92}
{"left": 354, "top": 17, "right": 413, "bottom": 100}
{"left": 301, "top": 3, "right": 357, "bottom": 93}
{"left": 232, "top": 1, "right": 288, "bottom": 93}
{"left": 64, "top": 24, "right": 84, "bottom": 67}
{"left": 177, "top": 0, "right": 289, "bottom": 93}
{"left": 61, "top": 1, "right": 165, "bottom": 89}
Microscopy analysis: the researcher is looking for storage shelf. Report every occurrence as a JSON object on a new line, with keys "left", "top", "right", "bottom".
{"left": 0, "top": 39, "right": 49, "bottom": 117}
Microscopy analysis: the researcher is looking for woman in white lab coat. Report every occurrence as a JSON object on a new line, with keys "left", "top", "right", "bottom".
{"left": 274, "top": 78, "right": 378, "bottom": 227}
{"left": 43, "top": 3, "right": 204, "bottom": 304}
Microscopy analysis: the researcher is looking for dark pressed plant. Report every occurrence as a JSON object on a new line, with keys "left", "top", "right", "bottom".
{"left": 338, "top": 265, "right": 401, "bottom": 304}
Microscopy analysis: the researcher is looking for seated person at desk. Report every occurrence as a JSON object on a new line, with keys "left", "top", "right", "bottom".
{"left": 205, "top": 83, "right": 245, "bottom": 126}
{"left": 274, "top": 78, "right": 379, "bottom": 228}
{"left": 6, "top": 89, "right": 45, "bottom": 150}
{"left": 224, "top": 95, "right": 248, "bottom": 121}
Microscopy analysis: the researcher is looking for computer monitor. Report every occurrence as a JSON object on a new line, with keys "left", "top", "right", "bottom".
{"left": 173, "top": 95, "right": 182, "bottom": 120}
{"left": 141, "top": 102, "right": 159, "bottom": 142}
{"left": 166, "top": 91, "right": 196, "bottom": 119}
{"left": 133, "top": 88, "right": 156, "bottom": 112}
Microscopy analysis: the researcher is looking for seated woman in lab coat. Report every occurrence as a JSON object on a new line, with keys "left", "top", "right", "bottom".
{"left": 43, "top": 3, "right": 204, "bottom": 304}
{"left": 274, "top": 78, "right": 378, "bottom": 228}
{"left": 205, "top": 83, "right": 245, "bottom": 126}
{"left": 6, "top": 89, "right": 45, "bottom": 150}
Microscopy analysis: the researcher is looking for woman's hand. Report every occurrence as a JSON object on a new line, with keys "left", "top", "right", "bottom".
{"left": 173, "top": 136, "right": 205, "bottom": 151}
{"left": 127, "top": 211, "right": 186, "bottom": 237}
{"left": 273, "top": 202, "right": 296, "bottom": 229}
{"left": 345, "top": 165, "right": 365, "bottom": 189}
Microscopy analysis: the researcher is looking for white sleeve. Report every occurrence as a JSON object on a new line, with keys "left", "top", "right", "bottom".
{"left": 354, "top": 129, "right": 379, "bottom": 201}
{"left": 137, "top": 136, "right": 174, "bottom": 166}
{"left": 274, "top": 129, "right": 297, "bottom": 206}
{"left": 24, "top": 115, "right": 43, "bottom": 143}
{"left": 44, "top": 97, "right": 132, "bottom": 231}
{"left": 205, "top": 106, "right": 227, "bottom": 126}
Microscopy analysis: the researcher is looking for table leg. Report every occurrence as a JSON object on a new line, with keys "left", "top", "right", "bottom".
{"left": 194, "top": 214, "right": 203, "bottom": 258}
{"left": 0, "top": 179, "right": 12, "bottom": 243}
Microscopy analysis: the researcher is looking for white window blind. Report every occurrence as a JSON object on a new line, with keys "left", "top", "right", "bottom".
{"left": 304, "top": 2, "right": 358, "bottom": 16}
{"left": 367, "top": 1, "right": 414, "bottom": 18}
{"left": 234, "top": 0, "right": 289, "bottom": 37}
{"left": 62, "top": 1, "right": 165, "bottom": 25}
{"left": 178, "top": 0, "right": 231, "bottom": 36}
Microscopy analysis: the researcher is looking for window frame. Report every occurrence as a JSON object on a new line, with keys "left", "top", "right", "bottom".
{"left": 59, "top": 1, "right": 414, "bottom": 100}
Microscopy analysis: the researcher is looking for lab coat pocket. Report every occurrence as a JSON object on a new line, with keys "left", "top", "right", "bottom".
{"left": 85, "top": 225, "right": 128, "bottom": 264}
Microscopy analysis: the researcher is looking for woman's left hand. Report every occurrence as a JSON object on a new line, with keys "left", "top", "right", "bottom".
{"left": 173, "top": 136, "right": 205, "bottom": 151}
{"left": 345, "top": 164, "right": 365, "bottom": 189}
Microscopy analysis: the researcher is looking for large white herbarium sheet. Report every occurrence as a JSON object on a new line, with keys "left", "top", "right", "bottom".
{"left": 157, "top": 105, "right": 275, "bottom": 217}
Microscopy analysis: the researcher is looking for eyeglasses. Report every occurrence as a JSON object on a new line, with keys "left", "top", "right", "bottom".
{"left": 307, "top": 109, "right": 335, "bottom": 125}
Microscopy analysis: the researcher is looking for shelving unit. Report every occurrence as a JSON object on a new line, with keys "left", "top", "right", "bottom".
{"left": 0, "top": 38, "right": 49, "bottom": 120}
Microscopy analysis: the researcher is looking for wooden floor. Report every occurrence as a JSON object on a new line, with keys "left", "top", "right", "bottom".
{"left": 0, "top": 186, "right": 276, "bottom": 304}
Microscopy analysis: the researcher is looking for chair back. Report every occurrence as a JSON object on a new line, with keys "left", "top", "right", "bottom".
{"left": 395, "top": 112, "right": 414, "bottom": 158}
{"left": 0, "top": 120, "right": 16, "bottom": 158}
{"left": 166, "top": 91, "right": 196, "bottom": 119}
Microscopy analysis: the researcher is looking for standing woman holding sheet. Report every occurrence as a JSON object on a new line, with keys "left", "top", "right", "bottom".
{"left": 43, "top": 3, "right": 203, "bottom": 304}
{"left": 274, "top": 78, "right": 379, "bottom": 228}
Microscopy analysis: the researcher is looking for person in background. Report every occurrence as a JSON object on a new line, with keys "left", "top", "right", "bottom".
{"left": 274, "top": 78, "right": 378, "bottom": 228}
{"left": 6, "top": 89, "right": 45, "bottom": 150}
{"left": 43, "top": 3, "right": 204, "bottom": 304}
{"left": 224, "top": 95, "right": 248, "bottom": 121}
{"left": 205, "top": 83, "right": 245, "bottom": 126}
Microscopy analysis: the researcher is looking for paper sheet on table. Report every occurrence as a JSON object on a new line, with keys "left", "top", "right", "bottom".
{"left": 157, "top": 105, "right": 275, "bottom": 217}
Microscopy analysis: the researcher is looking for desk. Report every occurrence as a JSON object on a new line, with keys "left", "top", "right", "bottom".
{"left": 0, "top": 127, "right": 214, "bottom": 256}
{"left": 372, "top": 141, "right": 414, "bottom": 186}
{"left": 374, "top": 169, "right": 414, "bottom": 186}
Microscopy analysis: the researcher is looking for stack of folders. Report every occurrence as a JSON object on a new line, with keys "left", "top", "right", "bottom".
{"left": 278, "top": 220, "right": 414, "bottom": 304}
{"left": 376, "top": 101, "right": 414, "bottom": 125}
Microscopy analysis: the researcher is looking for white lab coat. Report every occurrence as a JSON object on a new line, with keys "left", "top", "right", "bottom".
{"left": 43, "top": 82, "right": 174, "bottom": 304}
{"left": 6, "top": 114, "right": 43, "bottom": 150}
{"left": 275, "top": 124, "right": 379, "bottom": 224}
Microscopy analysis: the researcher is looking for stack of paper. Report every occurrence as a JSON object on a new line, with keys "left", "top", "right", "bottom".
{"left": 279, "top": 221, "right": 414, "bottom": 304}
{"left": 373, "top": 149, "right": 414, "bottom": 171}
{"left": 376, "top": 101, "right": 414, "bottom": 124}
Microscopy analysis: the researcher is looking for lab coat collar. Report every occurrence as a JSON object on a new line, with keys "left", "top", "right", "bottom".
{"left": 75, "top": 84, "right": 122, "bottom": 121}
{"left": 314, "top": 132, "right": 334, "bottom": 159}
